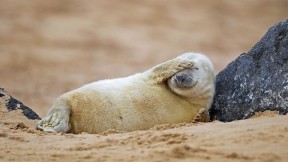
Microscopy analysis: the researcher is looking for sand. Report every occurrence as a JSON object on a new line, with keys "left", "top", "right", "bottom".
{"left": 1, "top": 107, "right": 288, "bottom": 162}
{"left": 0, "top": 0, "right": 288, "bottom": 161}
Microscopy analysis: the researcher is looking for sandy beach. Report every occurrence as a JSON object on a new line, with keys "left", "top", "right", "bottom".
{"left": 0, "top": 0, "right": 287, "bottom": 161}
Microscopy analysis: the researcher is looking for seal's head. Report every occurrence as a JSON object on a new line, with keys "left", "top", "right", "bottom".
{"left": 167, "top": 52, "right": 215, "bottom": 98}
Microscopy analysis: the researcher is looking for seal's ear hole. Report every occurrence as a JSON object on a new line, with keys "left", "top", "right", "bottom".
{"left": 194, "top": 67, "right": 199, "bottom": 70}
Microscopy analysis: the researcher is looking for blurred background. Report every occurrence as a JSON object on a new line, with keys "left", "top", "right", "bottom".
{"left": 0, "top": 0, "right": 287, "bottom": 116}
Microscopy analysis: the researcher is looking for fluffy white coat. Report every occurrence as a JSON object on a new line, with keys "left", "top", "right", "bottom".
{"left": 36, "top": 52, "right": 215, "bottom": 134}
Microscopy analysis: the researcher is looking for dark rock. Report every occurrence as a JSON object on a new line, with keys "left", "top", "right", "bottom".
{"left": 0, "top": 88, "right": 41, "bottom": 120}
{"left": 210, "top": 19, "right": 288, "bottom": 122}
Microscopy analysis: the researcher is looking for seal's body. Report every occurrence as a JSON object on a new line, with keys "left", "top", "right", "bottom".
{"left": 36, "top": 52, "right": 215, "bottom": 134}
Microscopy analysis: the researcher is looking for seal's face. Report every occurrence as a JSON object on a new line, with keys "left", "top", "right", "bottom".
{"left": 167, "top": 66, "right": 200, "bottom": 97}
{"left": 170, "top": 69, "right": 198, "bottom": 89}
{"left": 167, "top": 53, "right": 215, "bottom": 98}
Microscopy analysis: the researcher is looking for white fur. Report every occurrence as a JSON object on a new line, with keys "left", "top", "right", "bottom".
{"left": 36, "top": 52, "right": 215, "bottom": 134}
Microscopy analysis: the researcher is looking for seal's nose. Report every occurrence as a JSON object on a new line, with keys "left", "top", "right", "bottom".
{"left": 172, "top": 73, "right": 197, "bottom": 88}
{"left": 175, "top": 74, "right": 188, "bottom": 84}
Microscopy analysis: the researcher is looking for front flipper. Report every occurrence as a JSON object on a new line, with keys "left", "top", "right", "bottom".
{"left": 147, "top": 57, "right": 194, "bottom": 84}
{"left": 192, "top": 108, "right": 210, "bottom": 123}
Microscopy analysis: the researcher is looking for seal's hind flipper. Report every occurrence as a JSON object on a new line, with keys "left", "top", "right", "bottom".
{"left": 36, "top": 98, "right": 71, "bottom": 133}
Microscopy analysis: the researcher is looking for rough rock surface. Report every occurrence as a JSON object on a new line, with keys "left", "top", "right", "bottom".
{"left": 0, "top": 88, "right": 41, "bottom": 120}
{"left": 210, "top": 19, "right": 288, "bottom": 122}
